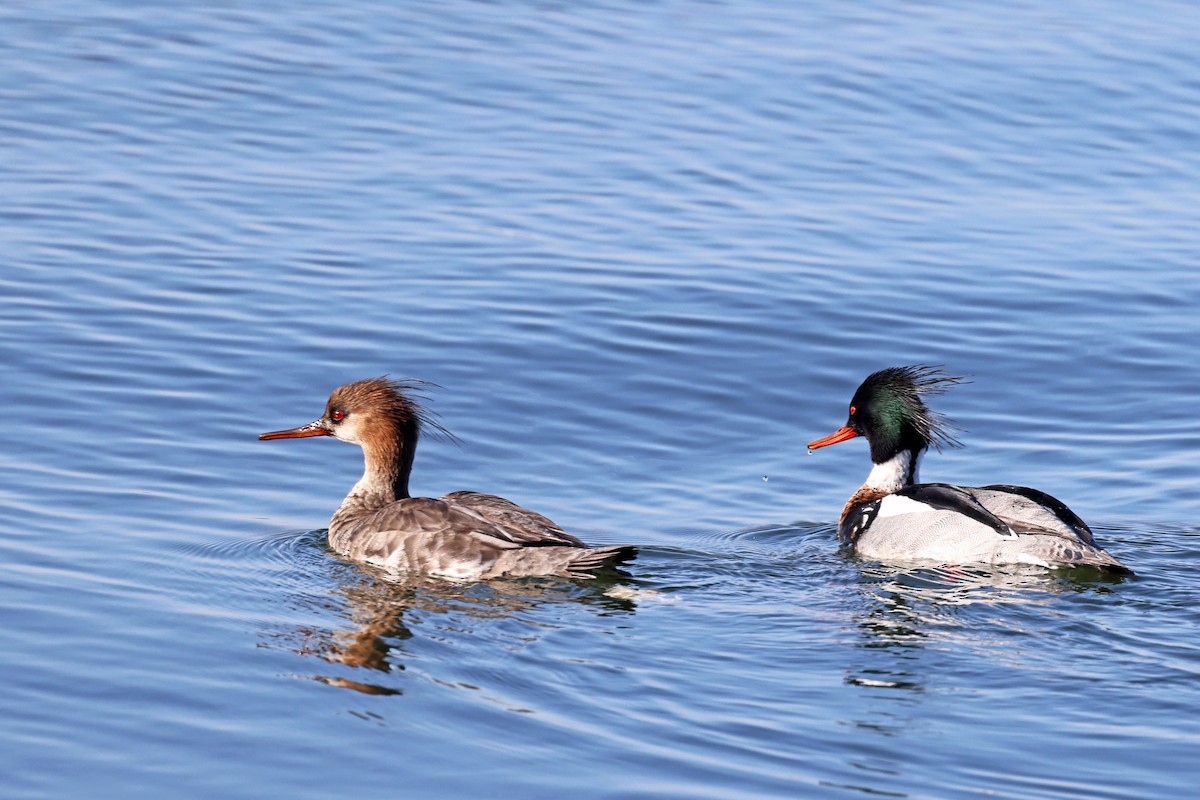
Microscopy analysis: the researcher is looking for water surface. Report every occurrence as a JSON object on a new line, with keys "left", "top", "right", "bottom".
{"left": 2, "top": 2, "right": 1199, "bottom": 798}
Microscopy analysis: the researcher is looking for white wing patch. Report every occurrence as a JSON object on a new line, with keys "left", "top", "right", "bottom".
{"left": 875, "top": 494, "right": 936, "bottom": 519}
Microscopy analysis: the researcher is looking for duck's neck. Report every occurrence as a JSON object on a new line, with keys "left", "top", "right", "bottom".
{"left": 861, "top": 447, "right": 923, "bottom": 494}
{"left": 333, "top": 428, "right": 417, "bottom": 525}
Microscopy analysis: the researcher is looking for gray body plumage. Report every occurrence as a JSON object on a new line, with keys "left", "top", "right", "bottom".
{"left": 846, "top": 484, "right": 1127, "bottom": 571}
{"left": 330, "top": 489, "right": 632, "bottom": 580}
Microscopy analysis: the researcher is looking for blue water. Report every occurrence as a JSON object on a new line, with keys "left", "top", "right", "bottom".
{"left": 3, "top": 2, "right": 1200, "bottom": 797}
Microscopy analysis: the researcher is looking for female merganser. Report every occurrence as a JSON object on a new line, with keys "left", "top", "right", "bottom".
{"left": 259, "top": 377, "right": 635, "bottom": 580}
{"left": 807, "top": 365, "right": 1130, "bottom": 573}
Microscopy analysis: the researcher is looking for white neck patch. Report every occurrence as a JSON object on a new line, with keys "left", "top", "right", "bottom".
{"left": 863, "top": 449, "right": 921, "bottom": 493}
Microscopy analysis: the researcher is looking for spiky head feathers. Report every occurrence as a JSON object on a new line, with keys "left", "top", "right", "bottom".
{"left": 324, "top": 377, "right": 454, "bottom": 449}
{"left": 848, "top": 365, "right": 967, "bottom": 462}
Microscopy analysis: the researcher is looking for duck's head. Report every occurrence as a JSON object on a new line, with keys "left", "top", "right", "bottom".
{"left": 808, "top": 365, "right": 967, "bottom": 464}
{"left": 259, "top": 377, "right": 446, "bottom": 452}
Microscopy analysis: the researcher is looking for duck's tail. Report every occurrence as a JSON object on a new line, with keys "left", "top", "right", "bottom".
{"left": 996, "top": 534, "right": 1133, "bottom": 575}
{"left": 561, "top": 544, "right": 638, "bottom": 579}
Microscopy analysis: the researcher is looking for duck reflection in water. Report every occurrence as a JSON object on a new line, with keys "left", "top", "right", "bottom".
{"left": 845, "top": 562, "right": 1126, "bottom": 691}
{"left": 837, "top": 562, "right": 1128, "bottom": 746}
{"left": 282, "top": 565, "right": 637, "bottom": 696}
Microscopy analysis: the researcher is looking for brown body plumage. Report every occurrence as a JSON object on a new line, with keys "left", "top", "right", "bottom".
{"left": 260, "top": 378, "right": 635, "bottom": 579}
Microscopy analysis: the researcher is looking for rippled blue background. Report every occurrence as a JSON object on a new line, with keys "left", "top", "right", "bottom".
{"left": 3, "top": 2, "right": 1199, "bottom": 798}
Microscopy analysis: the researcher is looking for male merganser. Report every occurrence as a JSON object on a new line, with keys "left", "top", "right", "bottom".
{"left": 807, "top": 365, "right": 1130, "bottom": 573}
{"left": 259, "top": 377, "right": 635, "bottom": 580}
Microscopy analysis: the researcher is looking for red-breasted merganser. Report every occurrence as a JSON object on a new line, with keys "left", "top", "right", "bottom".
{"left": 807, "top": 365, "right": 1130, "bottom": 573}
{"left": 259, "top": 377, "right": 635, "bottom": 580}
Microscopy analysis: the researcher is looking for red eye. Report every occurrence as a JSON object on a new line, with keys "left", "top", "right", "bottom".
{"left": 849, "top": 405, "right": 857, "bottom": 415}
{"left": 331, "top": 409, "right": 345, "bottom": 422}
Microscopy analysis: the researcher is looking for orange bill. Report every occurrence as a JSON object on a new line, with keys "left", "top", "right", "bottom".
{"left": 807, "top": 425, "right": 859, "bottom": 450}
